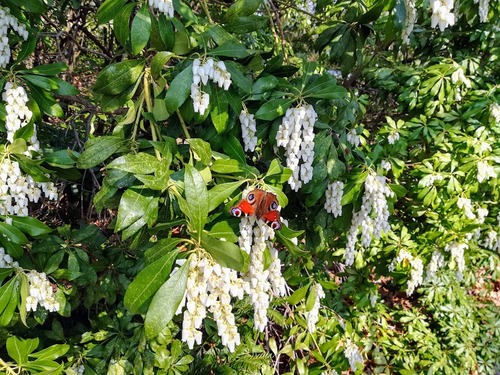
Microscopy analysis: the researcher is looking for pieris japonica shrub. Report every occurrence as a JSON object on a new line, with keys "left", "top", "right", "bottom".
{"left": 0, "top": 0, "right": 498, "bottom": 374}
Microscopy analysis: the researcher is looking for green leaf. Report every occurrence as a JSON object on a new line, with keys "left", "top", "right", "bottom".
{"left": 114, "top": 3, "right": 135, "bottom": 48}
{"left": 9, "top": 0, "right": 47, "bottom": 13}
{"left": 24, "top": 63, "right": 67, "bottom": 76}
{"left": 201, "top": 233, "right": 245, "bottom": 271}
{"left": 93, "top": 60, "right": 145, "bottom": 95}
{"left": 288, "top": 284, "right": 309, "bottom": 305}
{"left": 50, "top": 77, "right": 80, "bottom": 96}
{"left": 97, "top": 0, "right": 128, "bottom": 24}
{"left": 145, "top": 238, "right": 187, "bottom": 263}
{"left": 22, "top": 75, "right": 59, "bottom": 91}
{"left": 303, "top": 74, "right": 347, "bottom": 99}
{"left": 223, "top": 0, "right": 262, "bottom": 23}
{"left": 224, "top": 15, "right": 268, "bottom": 34}
{"left": 151, "top": 51, "right": 174, "bottom": 79}
{"left": 28, "top": 344, "right": 69, "bottom": 361}
{"left": 43, "top": 149, "right": 78, "bottom": 169}
{"left": 252, "top": 75, "right": 279, "bottom": 94}
{"left": 220, "top": 135, "right": 246, "bottom": 164}
{"left": 224, "top": 61, "right": 252, "bottom": 94}
{"left": 6, "top": 336, "right": 39, "bottom": 364}
{"left": 77, "top": 136, "right": 129, "bottom": 169}
{"left": 182, "top": 165, "right": 209, "bottom": 237}
{"left": 9, "top": 216, "right": 52, "bottom": 237}
{"left": 131, "top": 5, "right": 152, "bottom": 55}
{"left": 125, "top": 250, "right": 178, "bottom": 314}
{"left": 145, "top": 258, "right": 189, "bottom": 339}
{"left": 116, "top": 189, "right": 159, "bottom": 238}
{"left": 0, "top": 223, "right": 29, "bottom": 245}
{"left": 276, "top": 231, "right": 307, "bottom": 256}
{"left": 207, "top": 181, "right": 245, "bottom": 212}
{"left": 211, "top": 89, "right": 229, "bottom": 133}
{"left": 15, "top": 37, "right": 37, "bottom": 64}
{"left": 0, "top": 278, "right": 16, "bottom": 316}
{"left": 255, "top": 98, "right": 295, "bottom": 121}
{"left": 107, "top": 153, "right": 160, "bottom": 174}
{"left": 165, "top": 62, "right": 193, "bottom": 114}
{"left": 187, "top": 138, "right": 212, "bottom": 165}
{"left": 26, "top": 84, "right": 63, "bottom": 117}
{"left": 18, "top": 274, "right": 29, "bottom": 326}
{"left": 208, "top": 43, "right": 249, "bottom": 58}
{"left": 209, "top": 221, "right": 239, "bottom": 243}
{"left": 305, "top": 286, "right": 317, "bottom": 312}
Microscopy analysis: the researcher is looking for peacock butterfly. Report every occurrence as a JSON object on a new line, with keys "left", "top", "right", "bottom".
{"left": 230, "top": 188, "right": 282, "bottom": 230}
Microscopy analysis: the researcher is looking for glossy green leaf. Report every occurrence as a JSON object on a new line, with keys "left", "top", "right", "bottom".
{"left": 26, "top": 84, "right": 63, "bottom": 117}
{"left": 9, "top": 216, "right": 52, "bottom": 237}
{"left": 182, "top": 165, "right": 209, "bottom": 236}
{"left": 93, "top": 60, "right": 145, "bottom": 96}
{"left": 97, "top": 0, "right": 128, "bottom": 24}
{"left": 114, "top": 3, "right": 135, "bottom": 48}
{"left": 0, "top": 223, "right": 29, "bottom": 245}
{"left": 223, "top": 0, "right": 262, "bottom": 23}
{"left": 288, "top": 284, "right": 309, "bottom": 305}
{"left": 208, "top": 43, "right": 249, "bottom": 58}
{"left": 209, "top": 221, "right": 239, "bottom": 243}
{"left": 107, "top": 153, "right": 160, "bottom": 174}
{"left": 145, "top": 258, "right": 189, "bottom": 339}
{"left": 207, "top": 181, "right": 245, "bottom": 212}
{"left": 145, "top": 238, "right": 187, "bottom": 263}
{"left": 303, "top": 74, "right": 347, "bottom": 99}
{"left": 255, "top": 98, "right": 295, "bottom": 121}
{"left": 125, "top": 250, "right": 178, "bottom": 314}
{"left": 28, "top": 344, "right": 70, "bottom": 361}
{"left": 77, "top": 136, "right": 129, "bottom": 169}
{"left": 116, "top": 189, "right": 159, "bottom": 238}
{"left": 131, "top": 5, "right": 151, "bottom": 55}
{"left": 151, "top": 51, "right": 174, "bottom": 79}
{"left": 210, "top": 89, "right": 229, "bottom": 133}
{"left": 221, "top": 135, "right": 246, "bottom": 164}
{"left": 6, "top": 336, "right": 39, "bottom": 363}
{"left": 187, "top": 138, "right": 212, "bottom": 165}
{"left": 165, "top": 62, "right": 193, "bottom": 114}
{"left": 201, "top": 233, "right": 245, "bottom": 271}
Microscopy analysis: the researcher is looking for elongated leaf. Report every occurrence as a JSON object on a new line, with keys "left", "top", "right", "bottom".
{"left": 201, "top": 233, "right": 245, "bottom": 271}
{"left": 114, "top": 2, "right": 135, "bottom": 48}
{"left": 145, "top": 259, "right": 190, "bottom": 339}
{"left": 221, "top": 135, "right": 246, "bottom": 164}
{"left": 97, "top": 0, "right": 128, "bottom": 24}
{"left": 303, "top": 74, "right": 347, "bottom": 99}
{"left": 77, "top": 136, "right": 129, "bottom": 169}
{"left": 0, "top": 223, "right": 29, "bottom": 245}
{"left": 252, "top": 75, "right": 278, "bottom": 94}
{"left": 207, "top": 181, "right": 245, "bottom": 212}
{"left": 22, "top": 75, "right": 58, "bottom": 91}
{"left": 93, "top": 60, "right": 145, "bottom": 95}
{"left": 125, "top": 250, "right": 178, "bottom": 314}
{"left": 6, "top": 336, "right": 39, "bottom": 364}
{"left": 182, "top": 165, "right": 209, "bottom": 237}
{"left": 28, "top": 344, "right": 69, "bottom": 361}
{"left": 209, "top": 221, "right": 238, "bottom": 243}
{"left": 151, "top": 51, "right": 174, "bottom": 79}
{"left": 116, "top": 189, "right": 158, "bottom": 237}
{"left": 24, "top": 62, "right": 67, "bottom": 75}
{"left": 255, "top": 98, "right": 294, "bottom": 121}
{"left": 9, "top": 216, "right": 51, "bottom": 237}
{"left": 187, "top": 138, "right": 212, "bottom": 165}
{"left": 145, "top": 238, "right": 187, "bottom": 263}
{"left": 288, "top": 284, "right": 309, "bottom": 305}
{"left": 131, "top": 5, "right": 151, "bottom": 55}
{"left": 165, "top": 62, "right": 193, "bottom": 114}
{"left": 224, "top": 61, "right": 252, "bottom": 94}
{"left": 107, "top": 153, "right": 160, "bottom": 174}
{"left": 0, "top": 278, "right": 15, "bottom": 315}
{"left": 208, "top": 43, "right": 249, "bottom": 58}
{"left": 223, "top": 0, "right": 262, "bottom": 22}
{"left": 26, "top": 84, "right": 63, "bottom": 117}
{"left": 210, "top": 89, "right": 229, "bottom": 133}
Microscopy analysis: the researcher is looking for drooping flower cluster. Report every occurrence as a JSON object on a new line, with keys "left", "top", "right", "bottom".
{"left": 239, "top": 110, "right": 257, "bottom": 152}
{"left": 148, "top": 0, "right": 174, "bottom": 17}
{"left": 69, "top": 364, "right": 85, "bottom": 375}
{"left": 474, "top": 0, "right": 489, "bottom": 22}
{"left": 402, "top": 0, "right": 417, "bottom": 44}
{"left": 425, "top": 250, "right": 445, "bottom": 282}
{"left": 305, "top": 283, "right": 325, "bottom": 333}
{"left": 346, "top": 128, "right": 360, "bottom": 147}
{"left": 430, "top": 0, "right": 455, "bottom": 31}
{"left": 276, "top": 104, "right": 317, "bottom": 191}
{"left": 191, "top": 58, "right": 231, "bottom": 115}
{"left": 457, "top": 197, "right": 475, "bottom": 219}
{"left": 0, "top": 246, "right": 19, "bottom": 268}
{"left": 239, "top": 216, "right": 288, "bottom": 331}
{"left": 2, "top": 82, "right": 33, "bottom": 143}
{"left": 0, "top": 158, "right": 58, "bottom": 216}
{"left": 25, "top": 270, "right": 59, "bottom": 312}
{"left": 345, "top": 173, "right": 394, "bottom": 266}
{"left": 388, "top": 249, "right": 424, "bottom": 295}
{"left": 490, "top": 103, "right": 500, "bottom": 124}
{"left": 380, "top": 159, "right": 391, "bottom": 171}
{"left": 444, "top": 242, "right": 466, "bottom": 281}
{"left": 324, "top": 181, "right": 344, "bottom": 217}
{"left": 176, "top": 252, "right": 245, "bottom": 352}
{"left": 420, "top": 173, "right": 444, "bottom": 187}
{"left": 344, "top": 339, "right": 364, "bottom": 372}
{"left": 451, "top": 66, "right": 471, "bottom": 88}
{"left": 387, "top": 131, "right": 400, "bottom": 145}
{"left": 0, "top": 6, "right": 29, "bottom": 68}
{"left": 481, "top": 231, "right": 500, "bottom": 252}
{"left": 476, "top": 160, "right": 496, "bottom": 183}
{"left": 476, "top": 207, "right": 488, "bottom": 224}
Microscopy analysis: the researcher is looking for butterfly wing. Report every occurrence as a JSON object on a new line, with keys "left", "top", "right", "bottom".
{"left": 230, "top": 189, "right": 263, "bottom": 217}
{"left": 258, "top": 192, "right": 282, "bottom": 230}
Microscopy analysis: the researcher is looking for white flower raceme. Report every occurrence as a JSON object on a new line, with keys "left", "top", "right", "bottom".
{"left": 477, "top": 207, "right": 488, "bottom": 224}
{"left": 457, "top": 197, "right": 475, "bottom": 219}
{"left": 477, "top": 160, "right": 496, "bottom": 183}
{"left": 474, "top": 0, "right": 489, "bottom": 22}
{"left": 0, "top": 6, "right": 29, "bottom": 68}
{"left": 276, "top": 104, "right": 317, "bottom": 191}
{"left": 345, "top": 173, "right": 393, "bottom": 266}
{"left": 324, "top": 181, "right": 344, "bottom": 217}
{"left": 380, "top": 159, "right": 391, "bottom": 171}
{"left": 239, "top": 216, "right": 287, "bottom": 332}
{"left": 420, "top": 173, "right": 443, "bottom": 187}
{"left": 239, "top": 110, "right": 257, "bottom": 152}
{"left": 430, "top": 0, "right": 455, "bottom": 31}
{"left": 402, "top": 0, "right": 417, "bottom": 44}
{"left": 346, "top": 128, "right": 360, "bottom": 147}
{"left": 0, "top": 158, "right": 58, "bottom": 216}
{"left": 451, "top": 67, "right": 471, "bottom": 88}
{"left": 191, "top": 58, "right": 232, "bottom": 115}
{"left": 0, "top": 246, "right": 19, "bottom": 268}
{"left": 305, "top": 283, "right": 325, "bottom": 333}
{"left": 344, "top": 339, "right": 364, "bottom": 372}
{"left": 388, "top": 249, "right": 424, "bottom": 295}
{"left": 177, "top": 251, "right": 244, "bottom": 352}
{"left": 425, "top": 250, "right": 445, "bottom": 281}
{"left": 69, "top": 364, "right": 85, "bottom": 375}
{"left": 444, "top": 242, "right": 466, "bottom": 281}
{"left": 387, "top": 131, "right": 400, "bottom": 145}
{"left": 369, "top": 293, "right": 378, "bottom": 308}
{"left": 148, "top": 0, "right": 174, "bottom": 17}
{"left": 25, "top": 270, "right": 59, "bottom": 312}
{"left": 481, "top": 231, "right": 499, "bottom": 252}
{"left": 2, "top": 82, "right": 33, "bottom": 143}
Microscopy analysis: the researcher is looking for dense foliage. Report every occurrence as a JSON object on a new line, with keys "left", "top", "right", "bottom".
{"left": 0, "top": 0, "right": 499, "bottom": 374}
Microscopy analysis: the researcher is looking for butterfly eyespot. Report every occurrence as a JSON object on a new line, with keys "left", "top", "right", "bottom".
{"left": 270, "top": 221, "right": 282, "bottom": 230}
{"left": 247, "top": 193, "right": 256, "bottom": 204}
{"left": 231, "top": 207, "right": 242, "bottom": 217}
{"left": 270, "top": 201, "right": 278, "bottom": 210}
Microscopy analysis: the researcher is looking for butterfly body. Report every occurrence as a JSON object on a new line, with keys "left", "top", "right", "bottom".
{"left": 230, "top": 189, "right": 282, "bottom": 230}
